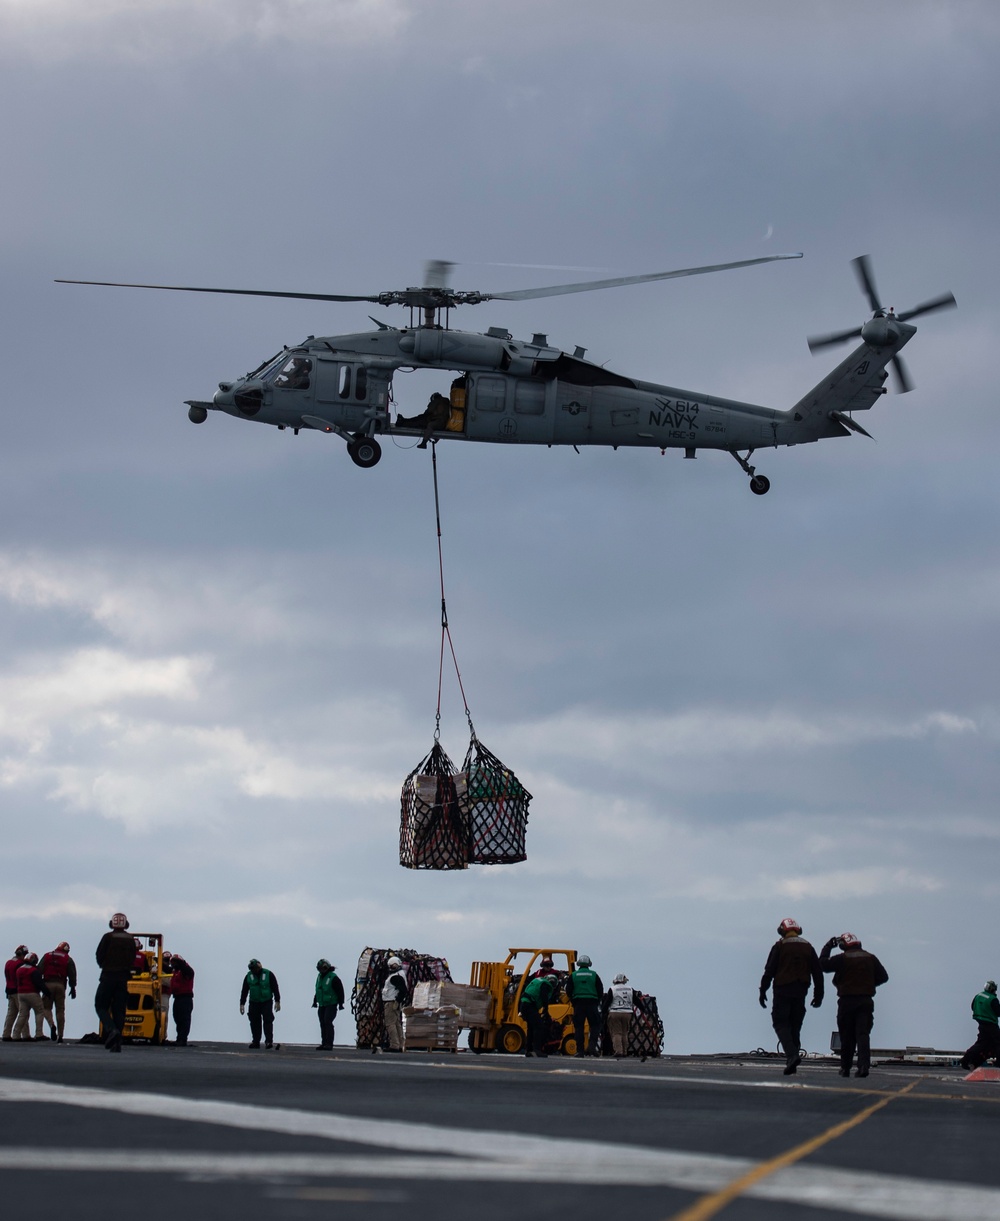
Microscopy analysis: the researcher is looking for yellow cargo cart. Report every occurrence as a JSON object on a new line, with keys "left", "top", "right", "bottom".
{"left": 468, "top": 948, "right": 581, "bottom": 1055}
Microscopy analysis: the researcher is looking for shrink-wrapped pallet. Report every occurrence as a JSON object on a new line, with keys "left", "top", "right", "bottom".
{"left": 411, "top": 981, "right": 492, "bottom": 1029}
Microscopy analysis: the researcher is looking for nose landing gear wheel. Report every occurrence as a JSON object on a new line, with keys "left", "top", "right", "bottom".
{"left": 749, "top": 475, "right": 770, "bottom": 495}
{"left": 348, "top": 436, "right": 381, "bottom": 468}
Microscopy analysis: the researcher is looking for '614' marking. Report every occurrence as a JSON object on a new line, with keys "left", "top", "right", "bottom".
{"left": 649, "top": 398, "right": 700, "bottom": 429}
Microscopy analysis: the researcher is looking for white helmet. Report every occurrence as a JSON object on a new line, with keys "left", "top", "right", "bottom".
{"left": 577, "top": 954, "right": 592, "bottom": 968}
{"left": 613, "top": 973, "right": 628, "bottom": 984}
{"left": 387, "top": 956, "right": 403, "bottom": 969}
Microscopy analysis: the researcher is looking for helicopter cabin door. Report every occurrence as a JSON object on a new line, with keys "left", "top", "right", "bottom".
{"left": 465, "top": 374, "right": 554, "bottom": 444}
{"left": 314, "top": 357, "right": 388, "bottom": 432}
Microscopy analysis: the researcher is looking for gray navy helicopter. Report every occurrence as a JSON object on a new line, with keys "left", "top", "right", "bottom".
{"left": 57, "top": 253, "right": 955, "bottom": 494}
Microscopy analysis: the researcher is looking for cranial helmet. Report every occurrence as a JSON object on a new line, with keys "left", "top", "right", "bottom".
{"left": 613, "top": 973, "right": 629, "bottom": 984}
{"left": 248, "top": 958, "right": 262, "bottom": 972}
{"left": 25, "top": 952, "right": 38, "bottom": 966}
{"left": 14, "top": 945, "right": 28, "bottom": 958}
{"left": 985, "top": 980, "right": 998, "bottom": 994}
{"left": 387, "top": 956, "right": 403, "bottom": 969}
{"left": 109, "top": 912, "right": 130, "bottom": 930}
{"left": 778, "top": 918, "right": 802, "bottom": 936}
{"left": 317, "top": 959, "right": 331, "bottom": 973}
{"left": 839, "top": 932, "right": 861, "bottom": 948}
{"left": 57, "top": 942, "right": 70, "bottom": 953}
{"left": 577, "top": 954, "right": 592, "bottom": 968}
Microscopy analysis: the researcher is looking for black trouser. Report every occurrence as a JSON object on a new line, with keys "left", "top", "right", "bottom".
{"left": 573, "top": 1000, "right": 601, "bottom": 1056}
{"left": 519, "top": 1001, "right": 547, "bottom": 1055}
{"left": 837, "top": 995, "right": 875, "bottom": 1073}
{"left": 248, "top": 1000, "right": 274, "bottom": 1046}
{"left": 317, "top": 1004, "right": 337, "bottom": 1049}
{"left": 94, "top": 973, "right": 129, "bottom": 1043}
{"left": 771, "top": 993, "right": 807, "bottom": 1064}
{"left": 172, "top": 995, "right": 193, "bottom": 1044}
{"left": 964, "top": 1020, "right": 1000, "bottom": 1069}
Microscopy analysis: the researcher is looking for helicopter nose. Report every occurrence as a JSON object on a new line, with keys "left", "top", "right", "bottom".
{"left": 214, "top": 382, "right": 234, "bottom": 406}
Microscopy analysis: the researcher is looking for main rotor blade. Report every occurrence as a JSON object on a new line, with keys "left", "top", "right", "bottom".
{"left": 484, "top": 253, "right": 803, "bottom": 302}
{"left": 54, "top": 279, "right": 379, "bottom": 303}
{"left": 807, "top": 325, "right": 863, "bottom": 352}
{"left": 890, "top": 354, "right": 913, "bottom": 394}
{"left": 897, "top": 291, "right": 957, "bottom": 322}
{"left": 852, "top": 254, "right": 882, "bottom": 314}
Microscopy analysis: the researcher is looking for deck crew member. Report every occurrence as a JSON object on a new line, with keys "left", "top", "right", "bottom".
{"left": 519, "top": 973, "right": 556, "bottom": 1058}
{"left": 13, "top": 953, "right": 56, "bottom": 1041}
{"left": 240, "top": 959, "right": 280, "bottom": 1050}
{"left": 566, "top": 954, "right": 604, "bottom": 1057}
{"left": 820, "top": 932, "right": 888, "bottom": 1078}
{"left": 168, "top": 954, "right": 195, "bottom": 1047}
{"left": 759, "top": 917, "right": 824, "bottom": 1075}
{"left": 3, "top": 945, "right": 29, "bottom": 1041}
{"left": 313, "top": 959, "right": 345, "bottom": 1051}
{"left": 605, "top": 973, "right": 635, "bottom": 1059}
{"left": 40, "top": 941, "right": 77, "bottom": 1042}
{"left": 961, "top": 980, "right": 1000, "bottom": 1071}
{"left": 95, "top": 913, "right": 136, "bottom": 1052}
{"left": 381, "top": 957, "right": 407, "bottom": 1052}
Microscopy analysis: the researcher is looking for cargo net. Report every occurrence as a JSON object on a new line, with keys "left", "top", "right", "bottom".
{"left": 399, "top": 736, "right": 532, "bottom": 870}
{"left": 463, "top": 736, "right": 531, "bottom": 864}
{"left": 351, "top": 947, "right": 452, "bottom": 1049}
{"left": 626, "top": 993, "right": 664, "bottom": 1059}
{"left": 399, "top": 741, "right": 468, "bottom": 871}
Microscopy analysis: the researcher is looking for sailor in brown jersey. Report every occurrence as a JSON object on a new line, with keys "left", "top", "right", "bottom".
{"left": 759, "top": 917, "right": 824, "bottom": 1075}
{"left": 820, "top": 932, "right": 889, "bottom": 1078}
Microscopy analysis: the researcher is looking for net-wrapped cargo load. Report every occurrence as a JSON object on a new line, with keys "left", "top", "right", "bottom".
{"left": 411, "top": 980, "right": 493, "bottom": 1029}
{"left": 399, "top": 742, "right": 469, "bottom": 870}
{"left": 628, "top": 993, "right": 664, "bottom": 1059}
{"left": 463, "top": 736, "right": 531, "bottom": 865}
{"left": 403, "top": 1005, "right": 461, "bottom": 1051}
{"left": 352, "top": 947, "right": 452, "bottom": 1049}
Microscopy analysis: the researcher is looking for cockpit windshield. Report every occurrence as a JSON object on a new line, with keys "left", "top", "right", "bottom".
{"left": 274, "top": 354, "right": 312, "bottom": 390}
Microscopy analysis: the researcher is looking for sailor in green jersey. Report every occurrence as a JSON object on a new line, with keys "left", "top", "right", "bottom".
{"left": 239, "top": 959, "right": 281, "bottom": 1049}
{"left": 566, "top": 954, "right": 605, "bottom": 1057}
{"left": 519, "top": 973, "right": 556, "bottom": 1057}
{"left": 961, "top": 980, "right": 1000, "bottom": 1071}
{"left": 313, "top": 959, "right": 345, "bottom": 1051}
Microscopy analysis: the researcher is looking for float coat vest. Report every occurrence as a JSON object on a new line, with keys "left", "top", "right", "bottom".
{"left": 40, "top": 950, "right": 71, "bottom": 982}
{"left": 245, "top": 970, "right": 273, "bottom": 1003}
{"left": 610, "top": 983, "right": 635, "bottom": 1012}
{"left": 315, "top": 970, "right": 344, "bottom": 1008}
{"left": 521, "top": 976, "right": 554, "bottom": 1007}
{"left": 972, "top": 991, "right": 1000, "bottom": 1025}
{"left": 568, "top": 967, "right": 601, "bottom": 1001}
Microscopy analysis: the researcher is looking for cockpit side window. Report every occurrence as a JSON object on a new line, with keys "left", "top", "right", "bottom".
{"left": 338, "top": 365, "right": 352, "bottom": 399}
{"left": 274, "top": 355, "right": 312, "bottom": 390}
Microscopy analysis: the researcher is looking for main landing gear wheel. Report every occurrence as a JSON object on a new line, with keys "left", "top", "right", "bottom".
{"left": 749, "top": 475, "right": 770, "bottom": 495}
{"left": 348, "top": 436, "right": 381, "bottom": 468}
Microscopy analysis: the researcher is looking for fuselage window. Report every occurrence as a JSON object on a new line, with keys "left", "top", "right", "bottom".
{"left": 514, "top": 379, "right": 546, "bottom": 415}
{"left": 274, "top": 355, "right": 312, "bottom": 390}
{"left": 339, "top": 365, "right": 352, "bottom": 398}
{"left": 355, "top": 366, "right": 368, "bottom": 401}
{"left": 476, "top": 376, "right": 506, "bottom": 412}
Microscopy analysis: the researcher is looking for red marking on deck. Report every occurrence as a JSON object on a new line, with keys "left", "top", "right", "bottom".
{"left": 963, "top": 1066, "right": 1000, "bottom": 1082}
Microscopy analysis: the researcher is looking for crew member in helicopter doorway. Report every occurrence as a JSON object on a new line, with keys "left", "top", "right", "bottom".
{"left": 759, "top": 918, "right": 824, "bottom": 1076}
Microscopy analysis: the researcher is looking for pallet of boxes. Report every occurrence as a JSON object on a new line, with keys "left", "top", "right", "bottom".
{"left": 405, "top": 980, "right": 493, "bottom": 1053}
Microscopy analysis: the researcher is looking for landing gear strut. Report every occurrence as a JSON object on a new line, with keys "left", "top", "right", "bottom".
{"left": 730, "top": 449, "right": 770, "bottom": 495}
{"left": 348, "top": 435, "right": 382, "bottom": 468}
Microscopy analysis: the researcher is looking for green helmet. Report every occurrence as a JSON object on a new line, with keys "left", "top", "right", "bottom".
{"left": 248, "top": 958, "right": 262, "bottom": 972}
{"left": 317, "top": 959, "right": 332, "bottom": 973}
{"left": 985, "top": 980, "right": 998, "bottom": 994}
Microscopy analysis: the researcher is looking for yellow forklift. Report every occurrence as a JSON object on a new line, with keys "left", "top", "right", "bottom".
{"left": 468, "top": 948, "right": 583, "bottom": 1054}
{"left": 99, "top": 932, "right": 171, "bottom": 1044}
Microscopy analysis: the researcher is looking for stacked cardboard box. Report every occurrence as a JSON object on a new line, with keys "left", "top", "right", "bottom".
{"left": 403, "top": 1004, "right": 462, "bottom": 1051}
{"left": 410, "top": 981, "right": 492, "bottom": 1029}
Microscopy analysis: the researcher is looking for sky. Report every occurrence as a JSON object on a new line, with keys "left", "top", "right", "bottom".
{"left": 1, "top": 0, "right": 998, "bottom": 1056}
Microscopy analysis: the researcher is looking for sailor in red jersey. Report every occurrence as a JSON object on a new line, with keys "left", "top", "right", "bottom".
{"left": 12, "top": 953, "right": 57, "bottom": 1041}
{"left": 167, "top": 954, "right": 195, "bottom": 1046}
{"left": 40, "top": 942, "right": 77, "bottom": 1043}
{"left": 3, "top": 945, "right": 29, "bottom": 1041}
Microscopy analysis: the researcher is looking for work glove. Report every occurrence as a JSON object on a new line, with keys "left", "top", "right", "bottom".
{"left": 824, "top": 937, "right": 840, "bottom": 950}
{"left": 312, "top": 998, "right": 318, "bottom": 1008}
{"left": 240, "top": 1005, "right": 245, "bottom": 1016}
{"left": 810, "top": 997, "right": 823, "bottom": 1008}
{"left": 758, "top": 992, "right": 767, "bottom": 1009}
{"left": 275, "top": 1000, "right": 281, "bottom": 1012}
{"left": 70, "top": 988, "right": 76, "bottom": 1000}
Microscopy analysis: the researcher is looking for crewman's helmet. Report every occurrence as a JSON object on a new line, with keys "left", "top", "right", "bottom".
{"left": 248, "top": 958, "right": 262, "bottom": 972}
{"left": 777, "top": 918, "right": 802, "bottom": 937}
{"left": 317, "top": 959, "right": 331, "bottom": 973}
{"left": 613, "top": 973, "right": 629, "bottom": 984}
{"left": 25, "top": 952, "right": 38, "bottom": 965}
{"left": 14, "top": 945, "right": 28, "bottom": 958}
{"left": 985, "top": 980, "right": 998, "bottom": 994}
{"left": 387, "top": 956, "right": 403, "bottom": 969}
{"left": 839, "top": 933, "right": 861, "bottom": 948}
{"left": 57, "top": 942, "right": 70, "bottom": 953}
{"left": 109, "top": 912, "right": 130, "bottom": 930}
{"left": 577, "top": 954, "right": 592, "bottom": 968}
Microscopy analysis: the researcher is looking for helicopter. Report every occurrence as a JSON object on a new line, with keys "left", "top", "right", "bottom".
{"left": 57, "top": 254, "right": 955, "bottom": 494}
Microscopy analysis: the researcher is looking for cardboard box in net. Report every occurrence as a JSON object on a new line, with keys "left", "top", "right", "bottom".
{"left": 403, "top": 1005, "right": 461, "bottom": 1050}
{"left": 410, "top": 981, "right": 492, "bottom": 1028}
